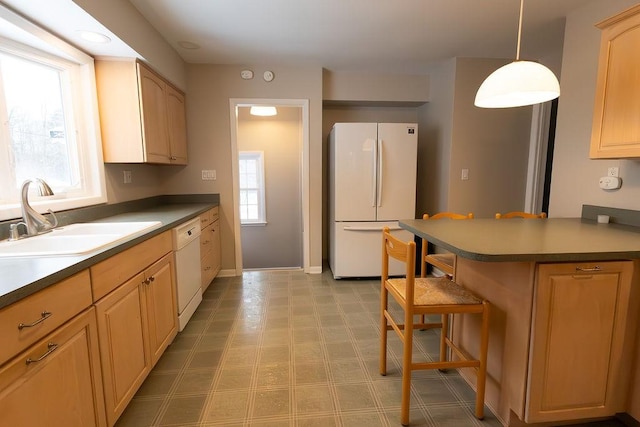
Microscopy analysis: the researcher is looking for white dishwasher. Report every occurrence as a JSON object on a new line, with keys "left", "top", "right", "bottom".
{"left": 172, "top": 217, "right": 203, "bottom": 331}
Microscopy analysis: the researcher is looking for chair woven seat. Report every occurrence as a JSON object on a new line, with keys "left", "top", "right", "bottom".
{"left": 388, "top": 276, "right": 483, "bottom": 306}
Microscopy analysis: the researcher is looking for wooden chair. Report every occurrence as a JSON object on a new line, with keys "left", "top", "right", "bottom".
{"left": 495, "top": 211, "right": 546, "bottom": 219}
{"left": 380, "top": 227, "right": 490, "bottom": 426}
{"left": 421, "top": 212, "right": 474, "bottom": 279}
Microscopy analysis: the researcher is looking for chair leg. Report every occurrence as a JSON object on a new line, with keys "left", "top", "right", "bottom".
{"left": 439, "top": 313, "right": 448, "bottom": 363}
{"left": 400, "top": 309, "right": 414, "bottom": 426}
{"left": 379, "top": 287, "right": 388, "bottom": 376}
{"left": 475, "top": 302, "right": 491, "bottom": 420}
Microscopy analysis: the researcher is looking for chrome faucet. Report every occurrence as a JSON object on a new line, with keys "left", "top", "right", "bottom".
{"left": 13, "top": 178, "right": 58, "bottom": 239}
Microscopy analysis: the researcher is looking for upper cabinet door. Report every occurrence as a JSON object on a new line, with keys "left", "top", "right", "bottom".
{"left": 138, "top": 65, "right": 171, "bottom": 163}
{"left": 590, "top": 4, "right": 640, "bottom": 159}
{"left": 165, "top": 85, "right": 188, "bottom": 165}
{"left": 95, "top": 60, "right": 188, "bottom": 165}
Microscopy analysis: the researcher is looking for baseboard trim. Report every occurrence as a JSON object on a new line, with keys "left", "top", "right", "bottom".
{"left": 308, "top": 265, "right": 323, "bottom": 274}
{"left": 217, "top": 269, "right": 237, "bottom": 277}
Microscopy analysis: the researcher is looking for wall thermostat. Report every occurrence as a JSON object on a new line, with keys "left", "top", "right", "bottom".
{"left": 263, "top": 70, "right": 275, "bottom": 82}
{"left": 240, "top": 69, "right": 253, "bottom": 80}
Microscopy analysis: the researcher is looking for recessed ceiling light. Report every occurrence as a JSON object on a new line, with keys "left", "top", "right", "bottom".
{"left": 78, "top": 31, "right": 111, "bottom": 44}
{"left": 250, "top": 106, "right": 278, "bottom": 116}
{"left": 177, "top": 41, "right": 200, "bottom": 50}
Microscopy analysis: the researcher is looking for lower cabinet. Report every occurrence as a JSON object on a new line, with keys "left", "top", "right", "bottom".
{"left": 0, "top": 307, "right": 107, "bottom": 426}
{"left": 92, "top": 234, "right": 177, "bottom": 426}
{"left": 526, "top": 261, "right": 634, "bottom": 423}
{"left": 200, "top": 207, "right": 221, "bottom": 291}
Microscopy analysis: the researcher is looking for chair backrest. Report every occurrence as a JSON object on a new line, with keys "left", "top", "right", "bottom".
{"left": 423, "top": 212, "right": 474, "bottom": 220}
{"left": 381, "top": 226, "right": 416, "bottom": 282}
{"left": 421, "top": 212, "right": 473, "bottom": 277}
{"left": 495, "top": 211, "right": 547, "bottom": 219}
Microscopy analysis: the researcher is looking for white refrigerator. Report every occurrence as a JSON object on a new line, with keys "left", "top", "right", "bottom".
{"left": 329, "top": 122, "right": 418, "bottom": 278}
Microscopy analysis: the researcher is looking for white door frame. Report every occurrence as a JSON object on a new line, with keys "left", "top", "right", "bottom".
{"left": 229, "top": 98, "right": 310, "bottom": 275}
{"left": 525, "top": 102, "right": 551, "bottom": 214}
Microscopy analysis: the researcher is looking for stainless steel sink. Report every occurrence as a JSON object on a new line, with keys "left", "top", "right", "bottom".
{"left": 0, "top": 221, "right": 162, "bottom": 257}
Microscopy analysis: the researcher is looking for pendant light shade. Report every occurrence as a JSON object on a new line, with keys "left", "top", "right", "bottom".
{"left": 475, "top": 60, "right": 560, "bottom": 108}
{"left": 474, "top": 0, "right": 560, "bottom": 108}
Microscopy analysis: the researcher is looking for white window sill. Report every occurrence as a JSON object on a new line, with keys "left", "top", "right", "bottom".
{"left": 241, "top": 221, "right": 267, "bottom": 227}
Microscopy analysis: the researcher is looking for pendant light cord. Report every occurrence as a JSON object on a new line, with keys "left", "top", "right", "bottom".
{"left": 516, "top": 0, "right": 524, "bottom": 61}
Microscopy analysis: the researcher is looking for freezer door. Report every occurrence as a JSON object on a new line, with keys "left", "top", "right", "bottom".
{"left": 330, "top": 123, "right": 378, "bottom": 221}
{"left": 329, "top": 221, "right": 414, "bottom": 279}
{"left": 376, "top": 123, "right": 418, "bottom": 221}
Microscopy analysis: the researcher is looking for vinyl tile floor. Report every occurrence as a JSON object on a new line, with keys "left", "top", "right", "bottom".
{"left": 115, "top": 269, "right": 625, "bottom": 427}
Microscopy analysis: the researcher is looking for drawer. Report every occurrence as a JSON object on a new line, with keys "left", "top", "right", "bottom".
{"left": 200, "top": 225, "right": 214, "bottom": 256}
{"left": 0, "top": 270, "right": 92, "bottom": 366}
{"left": 90, "top": 231, "right": 172, "bottom": 301}
{"left": 201, "top": 250, "right": 216, "bottom": 290}
{"left": 199, "top": 206, "right": 219, "bottom": 230}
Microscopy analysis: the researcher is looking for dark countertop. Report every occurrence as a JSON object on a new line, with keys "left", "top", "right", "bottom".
{"left": 0, "top": 202, "right": 217, "bottom": 309}
{"left": 400, "top": 217, "right": 640, "bottom": 263}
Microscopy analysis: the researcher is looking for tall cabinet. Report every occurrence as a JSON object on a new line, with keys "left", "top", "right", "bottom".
{"left": 96, "top": 59, "right": 188, "bottom": 164}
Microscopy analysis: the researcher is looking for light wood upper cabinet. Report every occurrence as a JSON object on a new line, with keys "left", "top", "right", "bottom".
{"left": 96, "top": 59, "right": 188, "bottom": 164}
{"left": 526, "top": 261, "right": 634, "bottom": 423}
{"left": 590, "top": 4, "right": 640, "bottom": 159}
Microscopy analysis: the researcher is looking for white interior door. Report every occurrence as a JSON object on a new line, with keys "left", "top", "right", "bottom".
{"left": 376, "top": 123, "right": 418, "bottom": 221}
{"left": 331, "top": 123, "right": 378, "bottom": 221}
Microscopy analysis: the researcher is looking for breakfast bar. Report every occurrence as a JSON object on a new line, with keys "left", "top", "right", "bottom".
{"left": 400, "top": 217, "right": 640, "bottom": 426}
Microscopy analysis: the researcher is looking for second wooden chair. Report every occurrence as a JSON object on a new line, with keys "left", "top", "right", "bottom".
{"left": 421, "top": 212, "right": 474, "bottom": 279}
{"left": 495, "top": 211, "right": 546, "bottom": 219}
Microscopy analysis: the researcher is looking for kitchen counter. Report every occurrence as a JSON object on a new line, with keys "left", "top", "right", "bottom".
{"left": 399, "top": 216, "right": 640, "bottom": 426}
{"left": 400, "top": 217, "right": 640, "bottom": 262}
{"left": 0, "top": 201, "right": 217, "bottom": 310}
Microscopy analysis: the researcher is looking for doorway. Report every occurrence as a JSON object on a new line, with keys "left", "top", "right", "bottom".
{"left": 229, "top": 99, "right": 310, "bottom": 274}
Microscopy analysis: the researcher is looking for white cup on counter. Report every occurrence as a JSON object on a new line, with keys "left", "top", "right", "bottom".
{"left": 597, "top": 214, "right": 610, "bottom": 224}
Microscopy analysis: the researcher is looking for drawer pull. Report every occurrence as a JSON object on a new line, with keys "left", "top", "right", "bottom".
{"left": 26, "top": 343, "right": 58, "bottom": 365}
{"left": 576, "top": 266, "right": 602, "bottom": 272}
{"left": 18, "top": 311, "right": 52, "bottom": 330}
{"left": 204, "top": 266, "right": 211, "bottom": 271}
{"left": 202, "top": 240, "right": 210, "bottom": 244}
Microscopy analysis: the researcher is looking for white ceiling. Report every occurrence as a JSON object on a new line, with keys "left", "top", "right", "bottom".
{"left": 1, "top": 0, "right": 596, "bottom": 74}
{"left": 127, "top": 0, "right": 595, "bottom": 73}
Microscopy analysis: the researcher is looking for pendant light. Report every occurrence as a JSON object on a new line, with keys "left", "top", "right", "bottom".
{"left": 474, "top": 0, "right": 560, "bottom": 108}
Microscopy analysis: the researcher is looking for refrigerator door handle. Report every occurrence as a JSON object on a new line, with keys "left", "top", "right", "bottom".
{"left": 371, "top": 138, "right": 377, "bottom": 207}
{"left": 343, "top": 225, "right": 402, "bottom": 231}
{"left": 377, "top": 139, "right": 383, "bottom": 207}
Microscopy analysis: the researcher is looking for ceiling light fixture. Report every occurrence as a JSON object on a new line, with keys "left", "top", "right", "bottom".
{"left": 474, "top": 0, "right": 560, "bottom": 108}
{"left": 78, "top": 31, "right": 111, "bottom": 44}
{"left": 250, "top": 106, "right": 278, "bottom": 116}
{"left": 177, "top": 40, "right": 200, "bottom": 50}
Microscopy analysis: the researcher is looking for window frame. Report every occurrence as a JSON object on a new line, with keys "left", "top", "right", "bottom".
{"left": 238, "top": 150, "right": 266, "bottom": 225}
{"left": 0, "top": 5, "right": 106, "bottom": 222}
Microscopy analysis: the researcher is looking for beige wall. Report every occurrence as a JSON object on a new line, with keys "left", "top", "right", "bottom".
{"left": 549, "top": 0, "right": 640, "bottom": 217}
{"left": 323, "top": 69, "right": 429, "bottom": 104}
{"left": 104, "top": 164, "right": 165, "bottom": 203}
{"left": 420, "top": 58, "right": 532, "bottom": 219}
{"left": 161, "top": 64, "right": 323, "bottom": 274}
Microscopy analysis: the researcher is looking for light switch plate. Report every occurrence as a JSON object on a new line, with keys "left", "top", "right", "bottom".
{"left": 202, "top": 170, "right": 216, "bottom": 181}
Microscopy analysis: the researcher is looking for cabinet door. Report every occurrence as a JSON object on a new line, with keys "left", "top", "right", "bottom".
{"left": 211, "top": 218, "right": 221, "bottom": 278}
{"left": 526, "top": 261, "right": 633, "bottom": 422}
{"left": 145, "top": 253, "right": 178, "bottom": 367}
{"left": 138, "top": 64, "right": 170, "bottom": 163}
{"left": 166, "top": 84, "right": 188, "bottom": 165}
{"left": 95, "top": 272, "right": 150, "bottom": 426}
{"left": 590, "top": 5, "right": 640, "bottom": 158}
{"left": 0, "top": 308, "right": 106, "bottom": 427}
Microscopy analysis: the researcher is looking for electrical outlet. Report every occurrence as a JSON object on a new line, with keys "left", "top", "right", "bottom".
{"left": 123, "top": 170, "right": 132, "bottom": 184}
{"left": 607, "top": 167, "right": 619, "bottom": 177}
{"left": 461, "top": 168, "right": 469, "bottom": 181}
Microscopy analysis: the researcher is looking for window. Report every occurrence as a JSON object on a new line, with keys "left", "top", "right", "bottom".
{"left": 0, "top": 6, "right": 106, "bottom": 221}
{"left": 239, "top": 151, "right": 266, "bottom": 224}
